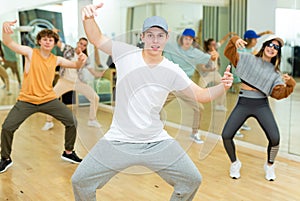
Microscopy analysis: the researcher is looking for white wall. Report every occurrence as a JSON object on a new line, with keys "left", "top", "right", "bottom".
{"left": 277, "top": 0, "right": 300, "bottom": 9}
{"left": 247, "top": 0, "right": 276, "bottom": 49}
{"left": 0, "top": 0, "right": 63, "bottom": 16}
{"left": 247, "top": 0, "right": 276, "bottom": 32}
{"left": 0, "top": 12, "right": 20, "bottom": 37}
{"left": 1, "top": 0, "right": 299, "bottom": 66}
{"left": 91, "top": 0, "right": 124, "bottom": 66}
{"left": 92, "top": 0, "right": 123, "bottom": 38}
{"left": 246, "top": 0, "right": 300, "bottom": 74}
{"left": 247, "top": 0, "right": 300, "bottom": 48}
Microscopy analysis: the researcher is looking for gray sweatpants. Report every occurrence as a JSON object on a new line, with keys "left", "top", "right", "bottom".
{"left": 72, "top": 139, "right": 202, "bottom": 201}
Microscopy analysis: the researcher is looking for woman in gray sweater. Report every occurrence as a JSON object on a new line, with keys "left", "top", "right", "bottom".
{"left": 222, "top": 35, "right": 296, "bottom": 181}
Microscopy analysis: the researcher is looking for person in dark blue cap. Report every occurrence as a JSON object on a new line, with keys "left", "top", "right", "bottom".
{"left": 72, "top": 3, "right": 234, "bottom": 200}
{"left": 182, "top": 28, "right": 196, "bottom": 39}
{"left": 163, "top": 28, "right": 220, "bottom": 144}
{"left": 242, "top": 29, "right": 274, "bottom": 54}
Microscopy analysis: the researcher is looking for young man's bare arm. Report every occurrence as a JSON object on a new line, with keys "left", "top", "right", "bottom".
{"left": 57, "top": 52, "right": 87, "bottom": 69}
{"left": 82, "top": 3, "right": 112, "bottom": 55}
{"left": 2, "top": 20, "right": 32, "bottom": 61}
{"left": 2, "top": 20, "right": 33, "bottom": 74}
{"left": 182, "top": 65, "right": 233, "bottom": 102}
{"left": 88, "top": 68, "right": 105, "bottom": 78}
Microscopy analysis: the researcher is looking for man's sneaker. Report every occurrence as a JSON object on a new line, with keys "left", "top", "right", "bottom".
{"left": 88, "top": 120, "right": 102, "bottom": 128}
{"left": 230, "top": 160, "right": 242, "bottom": 179}
{"left": 235, "top": 131, "right": 244, "bottom": 138}
{"left": 241, "top": 124, "right": 251, "bottom": 131}
{"left": 61, "top": 151, "right": 82, "bottom": 164}
{"left": 264, "top": 163, "right": 276, "bottom": 181}
{"left": 190, "top": 132, "right": 204, "bottom": 144}
{"left": 41, "top": 122, "right": 54, "bottom": 131}
{"left": 0, "top": 158, "right": 13, "bottom": 173}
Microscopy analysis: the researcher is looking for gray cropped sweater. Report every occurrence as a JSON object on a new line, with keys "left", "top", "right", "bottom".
{"left": 224, "top": 36, "right": 296, "bottom": 100}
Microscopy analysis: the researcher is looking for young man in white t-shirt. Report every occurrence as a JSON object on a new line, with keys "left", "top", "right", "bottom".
{"left": 72, "top": 3, "right": 233, "bottom": 201}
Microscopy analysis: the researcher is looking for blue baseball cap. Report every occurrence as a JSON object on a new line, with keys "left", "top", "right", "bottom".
{"left": 142, "top": 16, "right": 168, "bottom": 33}
{"left": 182, "top": 28, "right": 195, "bottom": 38}
{"left": 243, "top": 30, "right": 260, "bottom": 39}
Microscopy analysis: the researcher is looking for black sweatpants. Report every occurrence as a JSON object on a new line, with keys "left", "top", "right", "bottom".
{"left": 1, "top": 99, "right": 77, "bottom": 159}
{"left": 221, "top": 97, "right": 280, "bottom": 164}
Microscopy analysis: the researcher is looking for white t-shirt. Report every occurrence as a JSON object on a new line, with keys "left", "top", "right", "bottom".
{"left": 104, "top": 41, "right": 192, "bottom": 143}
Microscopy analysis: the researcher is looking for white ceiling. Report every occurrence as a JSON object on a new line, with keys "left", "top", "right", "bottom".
{"left": 1, "top": 0, "right": 300, "bottom": 16}
{"left": 0, "top": 0, "right": 64, "bottom": 15}
{"left": 1, "top": 0, "right": 229, "bottom": 15}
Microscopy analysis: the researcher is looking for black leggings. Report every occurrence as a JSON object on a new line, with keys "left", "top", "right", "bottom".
{"left": 222, "top": 97, "right": 280, "bottom": 164}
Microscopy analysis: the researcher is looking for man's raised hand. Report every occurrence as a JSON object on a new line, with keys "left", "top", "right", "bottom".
{"left": 221, "top": 65, "right": 233, "bottom": 90}
{"left": 2, "top": 20, "right": 17, "bottom": 34}
{"left": 82, "top": 3, "right": 104, "bottom": 20}
{"left": 77, "top": 48, "right": 87, "bottom": 66}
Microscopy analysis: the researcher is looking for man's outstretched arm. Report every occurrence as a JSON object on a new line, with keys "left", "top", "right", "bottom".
{"left": 82, "top": 3, "right": 112, "bottom": 55}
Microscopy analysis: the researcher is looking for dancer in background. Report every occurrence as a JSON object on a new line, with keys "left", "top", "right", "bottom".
{"left": 241, "top": 29, "right": 274, "bottom": 54}
{"left": 0, "top": 41, "right": 12, "bottom": 95}
{"left": 0, "top": 40, "right": 21, "bottom": 88}
{"left": 222, "top": 34, "right": 296, "bottom": 181}
{"left": 163, "top": 28, "right": 219, "bottom": 144}
{"left": 42, "top": 37, "right": 104, "bottom": 130}
{"left": 201, "top": 32, "right": 237, "bottom": 111}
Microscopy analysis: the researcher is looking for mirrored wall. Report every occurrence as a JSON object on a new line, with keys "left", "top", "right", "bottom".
{"left": 275, "top": 6, "right": 300, "bottom": 156}
{"left": 0, "top": 0, "right": 300, "bottom": 157}
{"left": 126, "top": 1, "right": 231, "bottom": 147}
{"left": 0, "top": 0, "right": 78, "bottom": 107}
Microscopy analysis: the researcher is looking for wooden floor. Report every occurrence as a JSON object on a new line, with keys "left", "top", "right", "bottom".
{"left": 1, "top": 106, "right": 300, "bottom": 201}
{"left": 1, "top": 77, "right": 300, "bottom": 153}
{"left": 163, "top": 80, "right": 300, "bottom": 155}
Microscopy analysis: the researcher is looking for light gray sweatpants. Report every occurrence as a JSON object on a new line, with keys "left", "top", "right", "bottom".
{"left": 72, "top": 139, "right": 202, "bottom": 201}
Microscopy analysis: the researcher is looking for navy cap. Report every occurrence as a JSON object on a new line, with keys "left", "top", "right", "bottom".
{"left": 182, "top": 28, "right": 195, "bottom": 38}
{"left": 142, "top": 16, "right": 168, "bottom": 33}
{"left": 243, "top": 30, "right": 260, "bottom": 39}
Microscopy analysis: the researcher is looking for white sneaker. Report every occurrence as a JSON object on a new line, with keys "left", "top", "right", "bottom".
{"left": 264, "top": 163, "right": 276, "bottom": 181}
{"left": 230, "top": 160, "right": 242, "bottom": 179}
{"left": 241, "top": 124, "right": 251, "bottom": 131}
{"left": 41, "top": 122, "right": 54, "bottom": 131}
{"left": 88, "top": 120, "right": 102, "bottom": 128}
{"left": 235, "top": 131, "right": 244, "bottom": 138}
{"left": 215, "top": 105, "right": 227, "bottom": 112}
{"left": 190, "top": 132, "right": 204, "bottom": 144}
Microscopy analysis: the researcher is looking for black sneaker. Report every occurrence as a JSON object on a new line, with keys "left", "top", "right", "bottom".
{"left": 61, "top": 151, "right": 82, "bottom": 164}
{"left": 0, "top": 158, "right": 13, "bottom": 173}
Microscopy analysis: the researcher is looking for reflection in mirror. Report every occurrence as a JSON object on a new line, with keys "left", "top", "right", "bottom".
{"left": 0, "top": 34, "right": 21, "bottom": 106}
{"left": 275, "top": 7, "right": 300, "bottom": 156}
{"left": 126, "top": 2, "right": 230, "bottom": 151}
{"left": 124, "top": 0, "right": 300, "bottom": 158}
{"left": 0, "top": 0, "right": 77, "bottom": 109}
